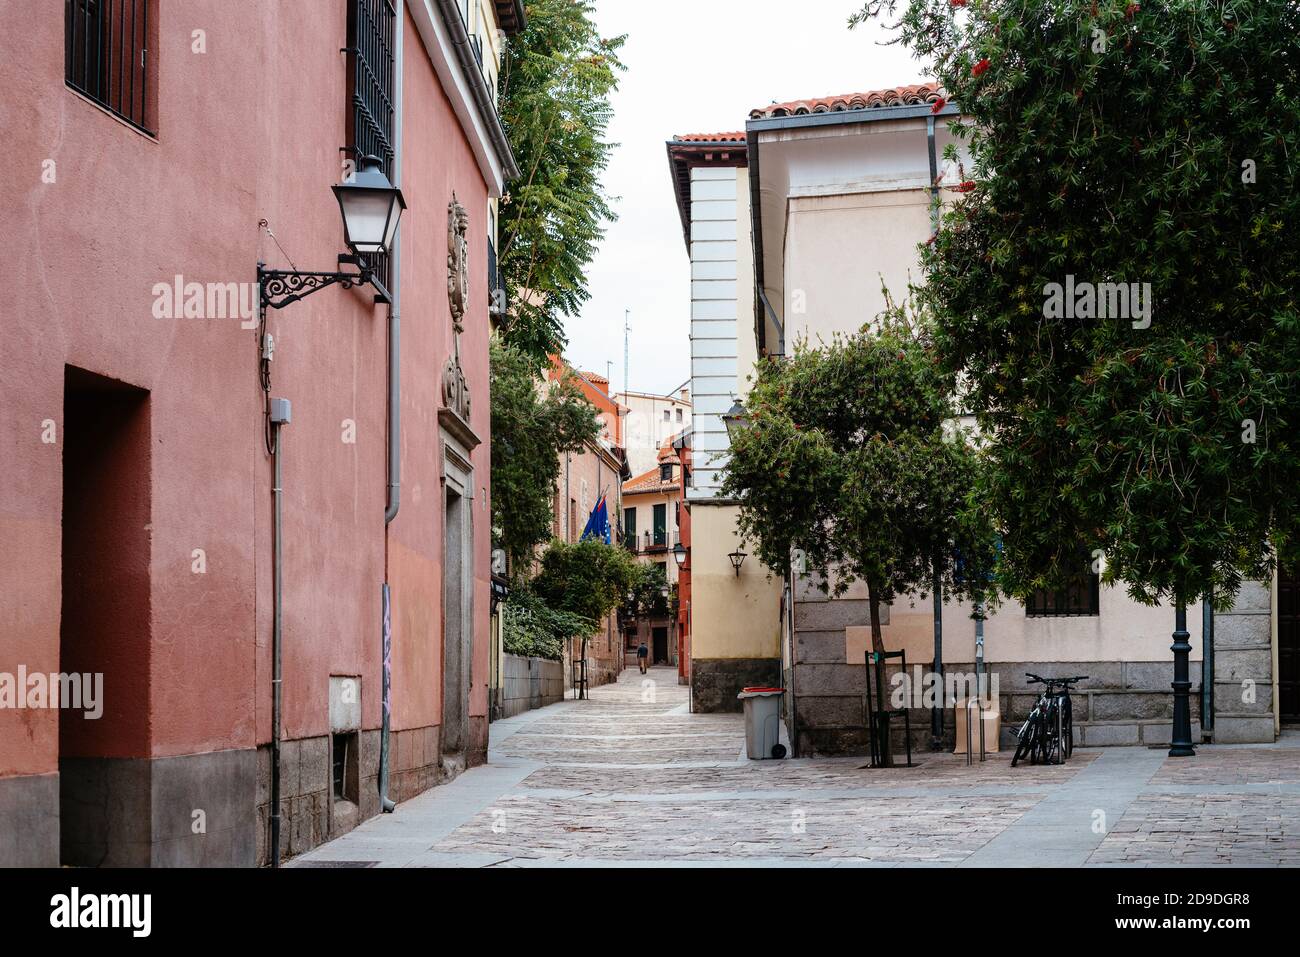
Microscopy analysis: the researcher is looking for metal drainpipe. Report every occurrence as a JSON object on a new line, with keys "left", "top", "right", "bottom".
{"left": 270, "top": 417, "right": 286, "bottom": 867}
{"left": 787, "top": 569, "right": 799, "bottom": 757}
{"left": 378, "top": 4, "right": 403, "bottom": 814}
{"left": 927, "top": 114, "right": 940, "bottom": 234}
{"left": 931, "top": 572, "right": 943, "bottom": 751}
{"left": 1202, "top": 595, "right": 1214, "bottom": 740}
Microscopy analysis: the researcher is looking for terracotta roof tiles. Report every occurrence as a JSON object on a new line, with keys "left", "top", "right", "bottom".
{"left": 671, "top": 132, "right": 747, "bottom": 143}
{"left": 749, "top": 83, "right": 945, "bottom": 120}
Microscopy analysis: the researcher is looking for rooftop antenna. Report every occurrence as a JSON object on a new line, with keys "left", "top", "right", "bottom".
{"left": 623, "top": 308, "right": 631, "bottom": 397}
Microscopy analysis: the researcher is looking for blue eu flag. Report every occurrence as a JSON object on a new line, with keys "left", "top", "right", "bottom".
{"left": 581, "top": 495, "right": 611, "bottom": 544}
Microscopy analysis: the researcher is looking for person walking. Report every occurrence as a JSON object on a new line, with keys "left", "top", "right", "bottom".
{"left": 637, "top": 641, "right": 649, "bottom": 675}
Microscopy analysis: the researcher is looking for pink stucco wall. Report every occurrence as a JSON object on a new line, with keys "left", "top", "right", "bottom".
{"left": 388, "top": 8, "right": 493, "bottom": 739}
{"left": 0, "top": 1, "right": 491, "bottom": 776}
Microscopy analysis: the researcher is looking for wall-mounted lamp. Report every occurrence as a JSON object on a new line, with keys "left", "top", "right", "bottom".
{"left": 259, "top": 155, "right": 407, "bottom": 311}
{"left": 728, "top": 549, "right": 747, "bottom": 577}
{"left": 722, "top": 399, "right": 749, "bottom": 442}
{"left": 672, "top": 542, "right": 687, "bottom": 567}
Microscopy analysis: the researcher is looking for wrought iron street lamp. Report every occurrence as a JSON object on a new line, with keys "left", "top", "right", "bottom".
{"left": 259, "top": 154, "right": 406, "bottom": 311}
{"left": 259, "top": 153, "right": 405, "bottom": 867}
{"left": 728, "top": 549, "right": 747, "bottom": 577}
{"left": 672, "top": 542, "right": 687, "bottom": 567}
{"left": 334, "top": 155, "right": 407, "bottom": 256}
{"left": 722, "top": 399, "right": 749, "bottom": 442}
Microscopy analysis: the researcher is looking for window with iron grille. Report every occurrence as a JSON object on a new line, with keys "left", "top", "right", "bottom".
{"left": 65, "top": 0, "right": 154, "bottom": 133}
{"left": 346, "top": 0, "right": 397, "bottom": 288}
{"left": 1025, "top": 573, "right": 1101, "bottom": 617}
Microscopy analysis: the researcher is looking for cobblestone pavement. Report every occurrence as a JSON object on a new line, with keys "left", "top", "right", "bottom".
{"left": 294, "top": 666, "right": 1300, "bottom": 868}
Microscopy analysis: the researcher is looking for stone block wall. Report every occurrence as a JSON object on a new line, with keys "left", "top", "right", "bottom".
{"left": 256, "top": 724, "right": 457, "bottom": 867}
{"left": 787, "top": 576, "right": 1279, "bottom": 755}
{"left": 691, "top": 657, "right": 782, "bottom": 713}
{"left": 1211, "top": 581, "right": 1276, "bottom": 743}
{"left": 790, "top": 657, "right": 1208, "bottom": 757}
{"left": 500, "top": 654, "right": 565, "bottom": 718}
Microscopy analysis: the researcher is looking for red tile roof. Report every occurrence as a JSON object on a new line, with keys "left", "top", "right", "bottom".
{"left": 672, "top": 132, "right": 747, "bottom": 143}
{"left": 665, "top": 132, "right": 749, "bottom": 248}
{"left": 749, "top": 84, "right": 944, "bottom": 119}
{"left": 623, "top": 466, "right": 679, "bottom": 496}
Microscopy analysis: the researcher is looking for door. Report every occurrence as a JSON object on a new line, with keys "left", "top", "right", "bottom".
{"left": 653, "top": 503, "right": 666, "bottom": 547}
{"left": 1280, "top": 567, "right": 1300, "bottom": 723}
{"left": 653, "top": 626, "right": 668, "bottom": 665}
{"left": 442, "top": 486, "right": 466, "bottom": 755}
{"left": 60, "top": 367, "right": 151, "bottom": 865}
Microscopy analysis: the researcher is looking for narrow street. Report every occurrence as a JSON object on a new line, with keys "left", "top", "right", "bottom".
{"left": 294, "top": 668, "right": 1300, "bottom": 868}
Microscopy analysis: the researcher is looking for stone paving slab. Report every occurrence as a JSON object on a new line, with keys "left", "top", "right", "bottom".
{"left": 1088, "top": 792, "right": 1300, "bottom": 866}
{"left": 1149, "top": 747, "right": 1300, "bottom": 786}
{"left": 295, "top": 665, "right": 1300, "bottom": 868}
{"left": 430, "top": 792, "right": 1041, "bottom": 864}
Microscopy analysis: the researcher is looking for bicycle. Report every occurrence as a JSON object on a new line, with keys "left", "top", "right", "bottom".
{"left": 1011, "top": 673, "right": 1088, "bottom": 766}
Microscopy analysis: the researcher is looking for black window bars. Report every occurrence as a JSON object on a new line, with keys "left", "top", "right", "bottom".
{"left": 65, "top": 0, "right": 152, "bottom": 133}
{"left": 1026, "top": 572, "right": 1102, "bottom": 618}
{"left": 345, "top": 0, "right": 397, "bottom": 290}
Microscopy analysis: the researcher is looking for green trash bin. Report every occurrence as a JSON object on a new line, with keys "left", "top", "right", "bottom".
{"left": 737, "top": 687, "right": 786, "bottom": 759}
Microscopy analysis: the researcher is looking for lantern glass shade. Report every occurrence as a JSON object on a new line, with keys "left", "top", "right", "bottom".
{"left": 673, "top": 542, "right": 687, "bottom": 567}
{"left": 333, "top": 155, "right": 406, "bottom": 257}
{"left": 728, "top": 549, "right": 747, "bottom": 575}
{"left": 722, "top": 400, "right": 749, "bottom": 442}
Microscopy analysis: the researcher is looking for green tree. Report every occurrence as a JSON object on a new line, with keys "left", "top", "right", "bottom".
{"left": 501, "top": 585, "right": 590, "bottom": 661}
{"left": 624, "top": 561, "right": 671, "bottom": 620}
{"left": 497, "top": 0, "right": 626, "bottom": 368}
{"left": 856, "top": 0, "right": 1300, "bottom": 752}
{"left": 533, "top": 537, "right": 639, "bottom": 627}
{"left": 721, "top": 311, "right": 1000, "bottom": 660}
{"left": 491, "top": 338, "right": 601, "bottom": 572}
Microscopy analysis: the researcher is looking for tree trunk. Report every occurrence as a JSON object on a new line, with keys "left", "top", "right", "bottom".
{"left": 867, "top": 581, "right": 892, "bottom": 766}
{"left": 868, "top": 586, "right": 885, "bottom": 655}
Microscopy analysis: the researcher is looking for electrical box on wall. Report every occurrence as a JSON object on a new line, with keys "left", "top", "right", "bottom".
{"left": 330, "top": 675, "right": 361, "bottom": 733}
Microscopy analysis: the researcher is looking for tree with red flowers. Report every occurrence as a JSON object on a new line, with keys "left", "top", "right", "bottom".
{"left": 854, "top": 0, "right": 1300, "bottom": 755}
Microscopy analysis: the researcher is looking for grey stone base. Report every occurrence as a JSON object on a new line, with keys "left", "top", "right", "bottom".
{"left": 691, "top": 657, "right": 782, "bottom": 713}
{"left": 1213, "top": 714, "right": 1278, "bottom": 743}
{"left": 791, "top": 658, "right": 1218, "bottom": 757}
{"left": 258, "top": 730, "right": 387, "bottom": 867}
{"left": 61, "top": 749, "right": 257, "bottom": 867}
{"left": 0, "top": 772, "right": 59, "bottom": 867}
{"left": 499, "top": 654, "right": 565, "bottom": 718}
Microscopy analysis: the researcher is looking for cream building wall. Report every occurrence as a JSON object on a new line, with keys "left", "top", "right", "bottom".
{"left": 616, "top": 389, "right": 692, "bottom": 477}
{"left": 747, "top": 100, "right": 1271, "bottom": 753}
{"left": 691, "top": 506, "right": 782, "bottom": 662}
{"left": 680, "top": 161, "right": 783, "bottom": 711}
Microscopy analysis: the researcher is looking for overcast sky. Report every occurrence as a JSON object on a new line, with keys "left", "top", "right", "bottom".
{"left": 560, "top": 0, "right": 928, "bottom": 396}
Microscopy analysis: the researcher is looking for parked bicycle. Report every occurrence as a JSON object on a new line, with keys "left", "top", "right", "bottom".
{"left": 1011, "top": 673, "right": 1088, "bottom": 766}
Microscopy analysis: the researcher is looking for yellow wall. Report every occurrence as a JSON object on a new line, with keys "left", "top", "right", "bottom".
{"left": 690, "top": 505, "right": 782, "bottom": 660}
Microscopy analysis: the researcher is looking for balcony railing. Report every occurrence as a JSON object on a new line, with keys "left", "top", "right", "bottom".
{"left": 628, "top": 530, "right": 675, "bottom": 555}
{"left": 488, "top": 238, "right": 506, "bottom": 321}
